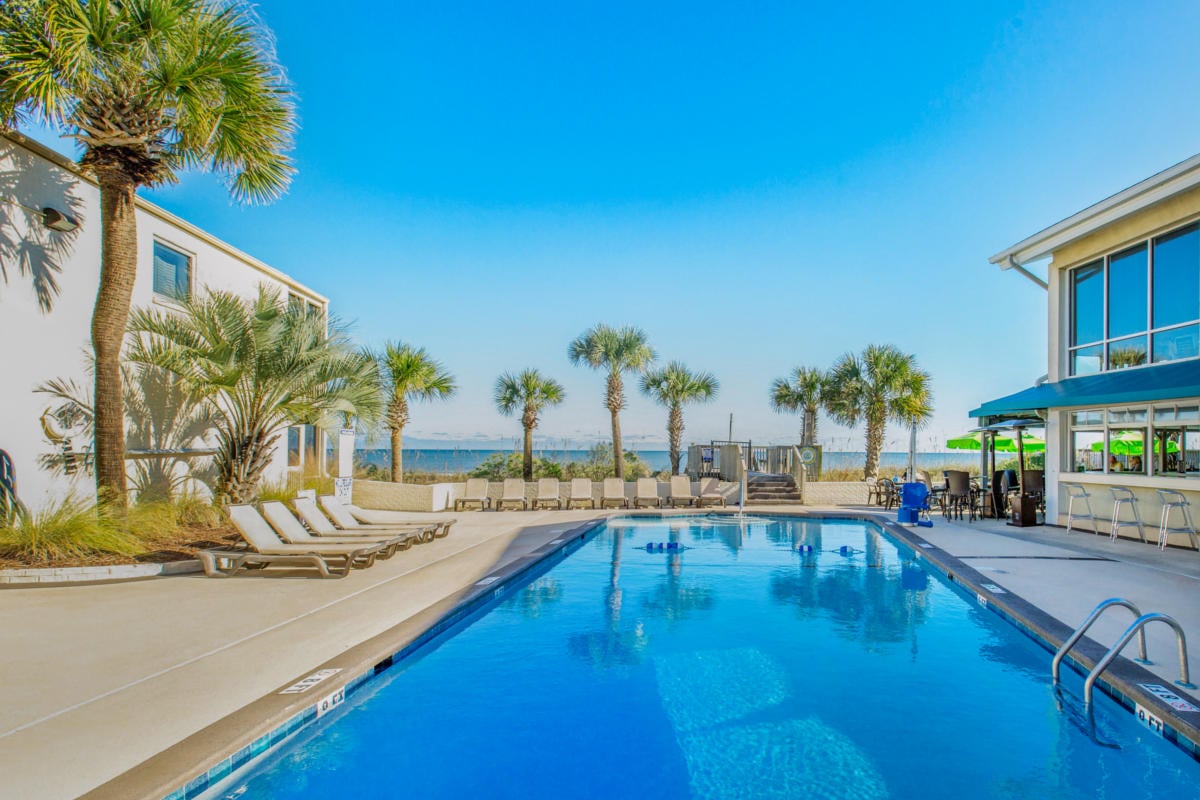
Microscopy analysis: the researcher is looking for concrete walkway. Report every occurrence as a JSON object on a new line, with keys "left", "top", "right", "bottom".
{"left": 4, "top": 505, "right": 1200, "bottom": 799}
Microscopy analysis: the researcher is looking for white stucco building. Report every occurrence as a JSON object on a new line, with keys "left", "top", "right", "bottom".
{"left": 0, "top": 131, "right": 328, "bottom": 511}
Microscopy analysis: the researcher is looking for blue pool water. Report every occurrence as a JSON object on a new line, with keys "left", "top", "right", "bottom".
{"left": 205, "top": 516, "right": 1199, "bottom": 799}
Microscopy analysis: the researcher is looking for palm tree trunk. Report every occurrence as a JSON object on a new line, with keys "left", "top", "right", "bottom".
{"left": 668, "top": 404, "right": 683, "bottom": 475}
{"left": 607, "top": 373, "right": 624, "bottom": 479}
{"left": 803, "top": 408, "right": 817, "bottom": 446}
{"left": 864, "top": 410, "right": 886, "bottom": 479}
{"left": 522, "top": 423, "right": 534, "bottom": 481}
{"left": 92, "top": 176, "right": 138, "bottom": 509}
{"left": 390, "top": 427, "right": 404, "bottom": 482}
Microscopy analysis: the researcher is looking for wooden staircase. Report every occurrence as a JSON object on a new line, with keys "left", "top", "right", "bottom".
{"left": 745, "top": 473, "right": 802, "bottom": 505}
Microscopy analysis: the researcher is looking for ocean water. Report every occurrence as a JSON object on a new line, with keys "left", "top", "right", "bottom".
{"left": 203, "top": 516, "right": 1197, "bottom": 799}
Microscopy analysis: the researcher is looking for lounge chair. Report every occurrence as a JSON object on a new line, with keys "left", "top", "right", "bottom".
{"left": 601, "top": 477, "right": 629, "bottom": 508}
{"left": 497, "top": 479, "right": 529, "bottom": 510}
{"left": 261, "top": 501, "right": 416, "bottom": 553}
{"left": 668, "top": 476, "right": 697, "bottom": 508}
{"left": 534, "top": 478, "right": 563, "bottom": 510}
{"left": 296, "top": 497, "right": 441, "bottom": 540}
{"left": 635, "top": 478, "right": 663, "bottom": 508}
{"left": 317, "top": 495, "right": 451, "bottom": 542}
{"left": 567, "top": 478, "right": 595, "bottom": 509}
{"left": 697, "top": 477, "right": 726, "bottom": 508}
{"left": 201, "top": 505, "right": 389, "bottom": 578}
{"left": 455, "top": 478, "right": 492, "bottom": 511}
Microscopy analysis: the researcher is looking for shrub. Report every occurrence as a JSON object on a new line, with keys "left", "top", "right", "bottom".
{"left": 0, "top": 497, "right": 140, "bottom": 564}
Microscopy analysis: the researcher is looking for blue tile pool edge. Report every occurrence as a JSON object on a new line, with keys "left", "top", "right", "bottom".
{"left": 156, "top": 509, "right": 1200, "bottom": 799}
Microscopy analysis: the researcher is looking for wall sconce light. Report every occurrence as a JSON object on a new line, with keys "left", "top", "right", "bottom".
{"left": 41, "top": 207, "right": 79, "bottom": 233}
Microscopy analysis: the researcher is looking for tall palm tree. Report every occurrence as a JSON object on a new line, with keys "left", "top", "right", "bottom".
{"left": 377, "top": 343, "right": 455, "bottom": 482}
{"left": 824, "top": 344, "right": 932, "bottom": 479}
{"left": 770, "top": 367, "right": 828, "bottom": 446}
{"left": 568, "top": 324, "right": 655, "bottom": 479}
{"left": 126, "top": 288, "right": 380, "bottom": 503}
{"left": 640, "top": 362, "right": 718, "bottom": 475}
{"left": 0, "top": 0, "right": 296, "bottom": 508}
{"left": 494, "top": 369, "right": 566, "bottom": 481}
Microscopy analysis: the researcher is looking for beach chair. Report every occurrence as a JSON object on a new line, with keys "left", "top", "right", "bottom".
{"left": 635, "top": 478, "right": 663, "bottom": 508}
{"left": 697, "top": 477, "right": 726, "bottom": 508}
{"left": 318, "top": 495, "right": 450, "bottom": 542}
{"left": 601, "top": 477, "right": 629, "bottom": 508}
{"left": 668, "top": 476, "right": 698, "bottom": 508}
{"left": 498, "top": 479, "right": 529, "bottom": 510}
{"left": 534, "top": 478, "right": 563, "bottom": 510}
{"left": 200, "top": 505, "right": 389, "bottom": 578}
{"left": 261, "top": 501, "right": 415, "bottom": 553}
{"left": 566, "top": 478, "right": 595, "bottom": 509}
{"left": 455, "top": 478, "right": 492, "bottom": 511}
{"left": 294, "top": 496, "right": 440, "bottom": 542}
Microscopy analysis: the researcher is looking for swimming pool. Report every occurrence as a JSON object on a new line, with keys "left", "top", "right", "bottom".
{"left": 201, "top": 515, "right": 1199, "bottom": 799}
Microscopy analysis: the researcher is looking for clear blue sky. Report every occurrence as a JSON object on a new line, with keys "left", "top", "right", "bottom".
{"left": 27, "top": 0, "right": 1200, "bottom": 451}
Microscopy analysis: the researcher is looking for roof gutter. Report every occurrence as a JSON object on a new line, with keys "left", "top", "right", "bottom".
{"left": 998, "top": 254, "right": 1048, "bottom": 290}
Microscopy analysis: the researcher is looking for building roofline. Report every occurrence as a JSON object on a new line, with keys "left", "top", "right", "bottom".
{"left": 1, "top": 130, "right": 328, "bottom": 305}
{"left": 988, "top": 152, "right": 1200, "bottom": 269}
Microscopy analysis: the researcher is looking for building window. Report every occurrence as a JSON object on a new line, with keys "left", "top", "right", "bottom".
{"left": 1067, "top": 404, "right": 1200, "bottom": 477}
{"left": 153, "top": 241, "right": 192, "bottom": 301}
{"left": 287, "top": 426, "right": 301, "bottom": 467}
{"left": 1067, "top": 222, "right": 1200, "bottom": 375}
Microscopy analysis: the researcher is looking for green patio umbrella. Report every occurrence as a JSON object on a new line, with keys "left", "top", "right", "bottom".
{"left": 946, "top": 431, "right": 1045, "bottom": 453}
{"left": 1089, "top": 432, "right": 1180, "bottom": 455}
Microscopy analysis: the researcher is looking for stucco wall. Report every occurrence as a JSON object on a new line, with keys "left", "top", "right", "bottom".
{"left": 1055, "top": 475, "right": 1200, "bottom": 548}
{"left": 801, "top": 481, "right": 870, "bottom": 506}
{"left": 0, "top": 134, "right": 325, "bottom": 510}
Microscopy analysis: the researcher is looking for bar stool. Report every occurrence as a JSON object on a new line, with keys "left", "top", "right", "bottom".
{"left": 1064, "top": 483, "right": 1097, "bottom": 535}
{"left": 1156, "top": 489, "right": 1200, "bottom": 551}
{"left": 1109, "top": 487, "right": 1146, "bottom": 543}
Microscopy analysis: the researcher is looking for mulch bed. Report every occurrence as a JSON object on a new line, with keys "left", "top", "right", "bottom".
{"left": 0, "top": 524, "right": 241, "bottom": 571}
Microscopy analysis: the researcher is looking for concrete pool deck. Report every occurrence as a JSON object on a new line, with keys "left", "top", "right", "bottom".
{"left": 3, "top": 505, "right": 1200, "bottom": 799}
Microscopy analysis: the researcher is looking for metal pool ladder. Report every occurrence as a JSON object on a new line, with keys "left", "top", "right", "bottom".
{"left": 1052, "top": 598, "right": 1148, "bottom": 688}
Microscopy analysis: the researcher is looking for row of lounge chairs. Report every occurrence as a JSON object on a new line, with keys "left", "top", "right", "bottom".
{"left": 456, "top": 477, "right": 727, "bottom": 511}
{"left": 199, "top": 495, "right": 455, "bottom": 579}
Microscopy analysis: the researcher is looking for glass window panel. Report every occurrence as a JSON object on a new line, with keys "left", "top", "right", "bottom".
{"left": 303, "top": 425, "right": 319, "bottom": 468}
{"left": 152, "top": 242, "right": 191, "bottom": 300}
{"left": 1153, "top": 224, "right": 1200, "bottom": 329}
{"left": 287, "top": 293, "right": 303, "bottom": 314}
{"left": 1152, "top": 324, "right": 1199, "bottom": 363}
{"left": 1107, "top": 335, "right": 1147, "bottom": 370}
{"left": 1107, "top": 244, "right": 1148, "bottom": 339}
{"left": 1107, "top": 429, "right": 1146, "bottom": 473}
{"left": 1072, "top": 410, "right": 1104, "bottom": 426}
{"left": 1108, "top": 408, "right": 1147, "bottom": 423}
{"left": 1179, "top": 406, "right": 1200, "bottom": 422}
{"left": 1069, "top": 430, "right": 1104, "bottom": 473}
{"left": 1151, "top": 427, "right": 1199, "bottom": 476}
{"left": 1070, "top": 344, "right": 1103, "bottom": 376}
{"left": 287, "top": 426, "right": 300, "bottom": 467}
{"left": 1071, "top": 261, "right": 1104, "bottom": 346}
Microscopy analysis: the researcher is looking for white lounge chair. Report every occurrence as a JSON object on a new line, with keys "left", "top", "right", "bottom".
{"left": 669, "top": 476, "right": 697, "bottom": 508}
{"left": 317, "top": 496, "right": 451, "bottom": 542}
{"left": 601, "top": 477, "right": 629, "bottom": 508}
{"left": 567, "top": 478, "right": 595, "bottom": 509}
{"left": 534, "top": 478, "right": 563, "bottom": 510}
{"left": 498, "top": 479, "right": 529, "bottom": 511}
{"left": 697, "top": 477, "right": 726, "bottom": 508}
{"left": 262, "top": 501, "right": 416, "bottom": 552}
{"left": 455, "top": 478, "right": 492, "bottom": 511}
{"left": 635, "top": 478, "right": 662, "bottom": 508}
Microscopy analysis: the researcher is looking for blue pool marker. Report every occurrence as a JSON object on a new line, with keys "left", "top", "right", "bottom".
{"left": 798, "top": 544, "right": 814, "bottom": 553}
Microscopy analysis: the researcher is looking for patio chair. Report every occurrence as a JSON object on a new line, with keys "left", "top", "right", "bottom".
{"left": 497, "top": 478, "right": 529, "bottom": 510}
{"left": 567, "top": 478, "right": 596, "bottom": 509}
{"left": 261, "top": 501, "right": 415, "bottom": 553}
{"left": 317, "top": 496, "right": 450, "bottom": 542}
{"left": 202, "top": 504, "right": 390, "bottom": 578}
{"left": 455, "top": 478, "right": 492, "bottom": 511}
{"left": 944, "top": 471, "right": 974, "bottom": 521}
{"left": 635, "top": 478, "right": 663, "bottom": 508}
{"left": 668, "top": 476, "right": 697, "bottom": 507}
{"left": 877, "top": 478, "right": 899, "bottom": 510}
{"left": 533, "top": 478, "right": 563, "bottom": 510}
{"left": 601, "top": 477, "right": 629, "bottom": 508}
{"left": 916, "top": 470, "right": 945, "bottom": 514}
{"left": 698, "top": 477, "right": 727, "bottom": 508}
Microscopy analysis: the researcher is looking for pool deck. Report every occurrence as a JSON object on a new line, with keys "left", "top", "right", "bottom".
{"left": 3, "top": 504, "right": 1200, "bottom": 799}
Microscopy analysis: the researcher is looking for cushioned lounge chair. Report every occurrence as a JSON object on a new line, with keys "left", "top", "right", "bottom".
{"left": 601, "top": 478, "right": 629, "bottom": 508}
{"left": 262, "top": 501, "right": 416, "bottom": 553}
{"left": 668, "top": 476, "right": 697, "bottom": 508}
{"left": 534, "top": 478, "right": 563, "bottom": 510}
{"left": 635, "top": 478, "right": 662, "bottom": 508}
{"left": 201, "top": 505, "right": 389, "bottom": 578}
{"left": 697, "top": 477, "right": 726, "bottom": 508}
{"left": 498, "top": 479, "right": 529, "bottom": 511}
{"left": 567, "top": 478, "right": 595, "bottom": 509}
{"left": 318, "top": 496, "right": 451, "bottom": 542}
{"left": 455, "top": 478, "right": 492, "bottom": 511}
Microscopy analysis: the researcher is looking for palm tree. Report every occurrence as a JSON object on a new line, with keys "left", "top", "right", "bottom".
{"left": 824, "top": 344, "right": 932, "bottom": 480}
{"left": 126, "top": 288, "right": 379, "bottom": 503}
{"left": 640, "top": 362, "right": 718, "bottom": 475}
{"left": 0, "top": 0, "right": 296, "bottom": 508}
{"left": 771, "top": 367, "right": 828, "bottom": 446}
{"left": 377, "top": 343, "right": 456, "bottom": 482}
{"left": 568, "top": 324, "right": 655, "bottom": 479}
{"left": 494, "top": 369, "right": 566, "bottom": 481}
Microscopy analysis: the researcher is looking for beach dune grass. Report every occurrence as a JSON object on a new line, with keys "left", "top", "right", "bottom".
{"left": 0, "top": 496, "right": 140, "bottom": 563}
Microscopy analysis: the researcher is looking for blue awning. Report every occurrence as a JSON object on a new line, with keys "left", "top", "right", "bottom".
{"left": 970, "top": 360, "right": 1200, "bottom": 418}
